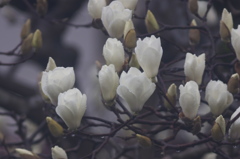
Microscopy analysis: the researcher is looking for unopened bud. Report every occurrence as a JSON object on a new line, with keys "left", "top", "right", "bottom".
{"left": 211, "top": 115, "right": 225, "bottom": 141}
{"left": 36, "top": 0, "right": 48, "bottom": 17}
{"left": 188, "top": 0, "right": 198, "bottom": 14}
{"left": 189, "top": 19, "right": 200, "bottom": 45}
{"left": 20, "top": 19, "right": 31, "bottom": 39}
{"left": 164, "top": 83, "right": 177, "bottom": 110}
{"left": 21, "top": 33, "right": 33, "bottom": 54}
{"left": 46, "top": 117, "right": 64, "bottom": 137}
{"left": 136, "top": 134, "right": 152, "bottom": 147}
{"left": 32, "top": 29, "right": 42, "bottom": 50}
{"left": 220, "top": 9, "right": 233, "bottom": 42}
{"left": 124, "top": 20, "right": 136, "bottom": 49}
{"left": 145, "top": 10, "right": 159, "bottom": 33}
{"left": 129, "top": 53, "right": 140, "bottom": 69}
{"left": 192, "top": 116, "right": 201, "bottom": 135}
{"left": 220, "top": 21, "right": 230, "bottom": 42}
{"left": 15, "top": 148, "right": 40, "bottom": 159}
{"left": 46, "top": 57, "right": 57, "bottom": 71}
{"left": 228, "top": 73, "right": 239, "bottom": 94}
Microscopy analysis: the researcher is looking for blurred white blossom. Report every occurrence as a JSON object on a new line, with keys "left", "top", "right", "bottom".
{"left": 117, "top": 67, "right": 155, "bottom": 114}
{"left": 51, "top": 146, "right": 68, "bottom": 159}
{"left": 116, "top": 0, "right": 138, "bottom": 10}
{"left": 205, "top": 80, "right": 233, "bottom": 116}
{"left": 88, "top": 0, "right": 107, "bottom": 19}
{"left": 15, "top": 148, "right": 39, "bottom": 159}
{"left": 179, "top": 81, "right": 200, "bottom": 119}
{"left": 101, "top": 1, "right": 132, "bottom": 38}
{"left": 231, "top": 25, "right": 240, "bottom": 61}
{"left": 41, "top": 67, "right": 75, "bottom": 105}
{"left": 229, "top": 107, "right": 240, "bottom": 141}
{"left": 56, "top": 88, "right": 87, "bottom": 130}
{"left": 184, "top": 53, "right": 205, "bottom": 85}
{"left": 135, "top": 35, "right": 163, "bottom": 79}
{"left": 103, "top": 38, "right": 125, "bottom": 72}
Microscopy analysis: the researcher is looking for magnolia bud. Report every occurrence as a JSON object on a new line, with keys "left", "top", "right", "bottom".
{"left": 15, "top": 148, "right": 40, "bottom": 159}
{"left": 145, "top": 10, "right": 159, "bottom": 33}
{"left": 21, "top": 33, "right": 33, "bottom": 54}
{"left": 164, "top": 83, "right": 177, "bottom": 110}
{"left": 123, "top": 20, "right": 136, "bottom": 50}
{"left": 220, "top": 9, "right": 233, "bottom": 42}
{"left": 46, "top": 117, "right": 64, "bottom": 137}
{"left": 117, "top": 67, "right": 156, "bottom": 114}
{"left": 101, "top": 1, "right": 132, "bottom": 38}
{"left": 20, "top": 19, "right": 31, "bottom": 39}
{"left": 41, "top": 67, "right": 75, "bottom": 105}
{"left": 56, "top": 88, "right": 87, "bottom": 130}
{"left": 189, "top": 19, "right": 200, "bottom": 45}
{"left": 211, "top": 115, "right": 226, "bottom": 141}
{"left": 36, "top": 0, "right": 48, "bottom": 17}
{"left": 184, "top": 53, "right": 205, "bottom": 85}
{"left": 103, "top": 38, "right": 125, "bottom": 72}
{"left": 98, "top": 64, "right": 119, "bottom": 105}
{"left": 129, "top": 53, "right": 140, "bottom": 69}
{"left": 51, "top": 146, "right": 68, "bottom": 159}
{"left": 46, "top": 57, "right": 57, "bottom": 72}
{"left": 227, "top": 73, "right": 239, "bottom": 94}
{"left": 135, "top": 35, "right": 163, "bottom": 79}
{"left": 205, "top": 80, "right": 233, "bottom": 116}
{"left": 179, "top": 81, "right": 200, "bottom": 120}
{"left": 136, "top": 134, "right": 152, "bottom": 147}
{"left": 188, "top": 0, "right": 198, "bottom": 14}
{"left": 32, "top": 29, "right": 42, "bottom": 50}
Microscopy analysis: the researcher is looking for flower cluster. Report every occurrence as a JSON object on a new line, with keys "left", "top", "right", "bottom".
{"left": 40, "top": 57, "right": 87, "bottom": 130}
{"left": 99, "top": 35, "right": 161, "bottom": 114}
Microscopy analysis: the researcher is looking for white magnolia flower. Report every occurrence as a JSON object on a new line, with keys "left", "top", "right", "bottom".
{"left": 229, "top": 107, "right": 240, "bottom": 141}
{"left": 231, "top": 25, "right": 240, "bottom": 61}
{"left": 41, "top": 67, "right": 75, "bottom": 105}
{"left": 205, "top": 80, "right": 233, "bottom": 116}
{"left": 101, "top": 1, "right": 132, "bottom": 38}
{"left": 51, "top": 146, "right": 68, "bottom": 159}
{"left": 135, "top": 35, "right": 163, "bottom": 79}
{"left": 56, "top": 88, "right": 87, "bottom": 130}
{"left": 87, "top": 0, "right": 107, "bottom": 19}
{"left": 103, "top": 38, "right": 125, "bottom": 72}
{"left": 184, "top": 53, "right": 205, "bottom": 85}
{"left": 116, "top": 0, "right": 138, "bottom": 10}
{"left": 99, "top": 64, "right": 119, "bottom": 102}
{"left": 179, "top": 81, "right": 200, "bottom": 119}
{"left": 117, "top": 67, "right": 156, "bottom": 113}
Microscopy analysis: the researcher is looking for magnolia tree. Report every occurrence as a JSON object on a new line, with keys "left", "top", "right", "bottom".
{"left": 1, "top": 0, "right": 240, "bottom": 159}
